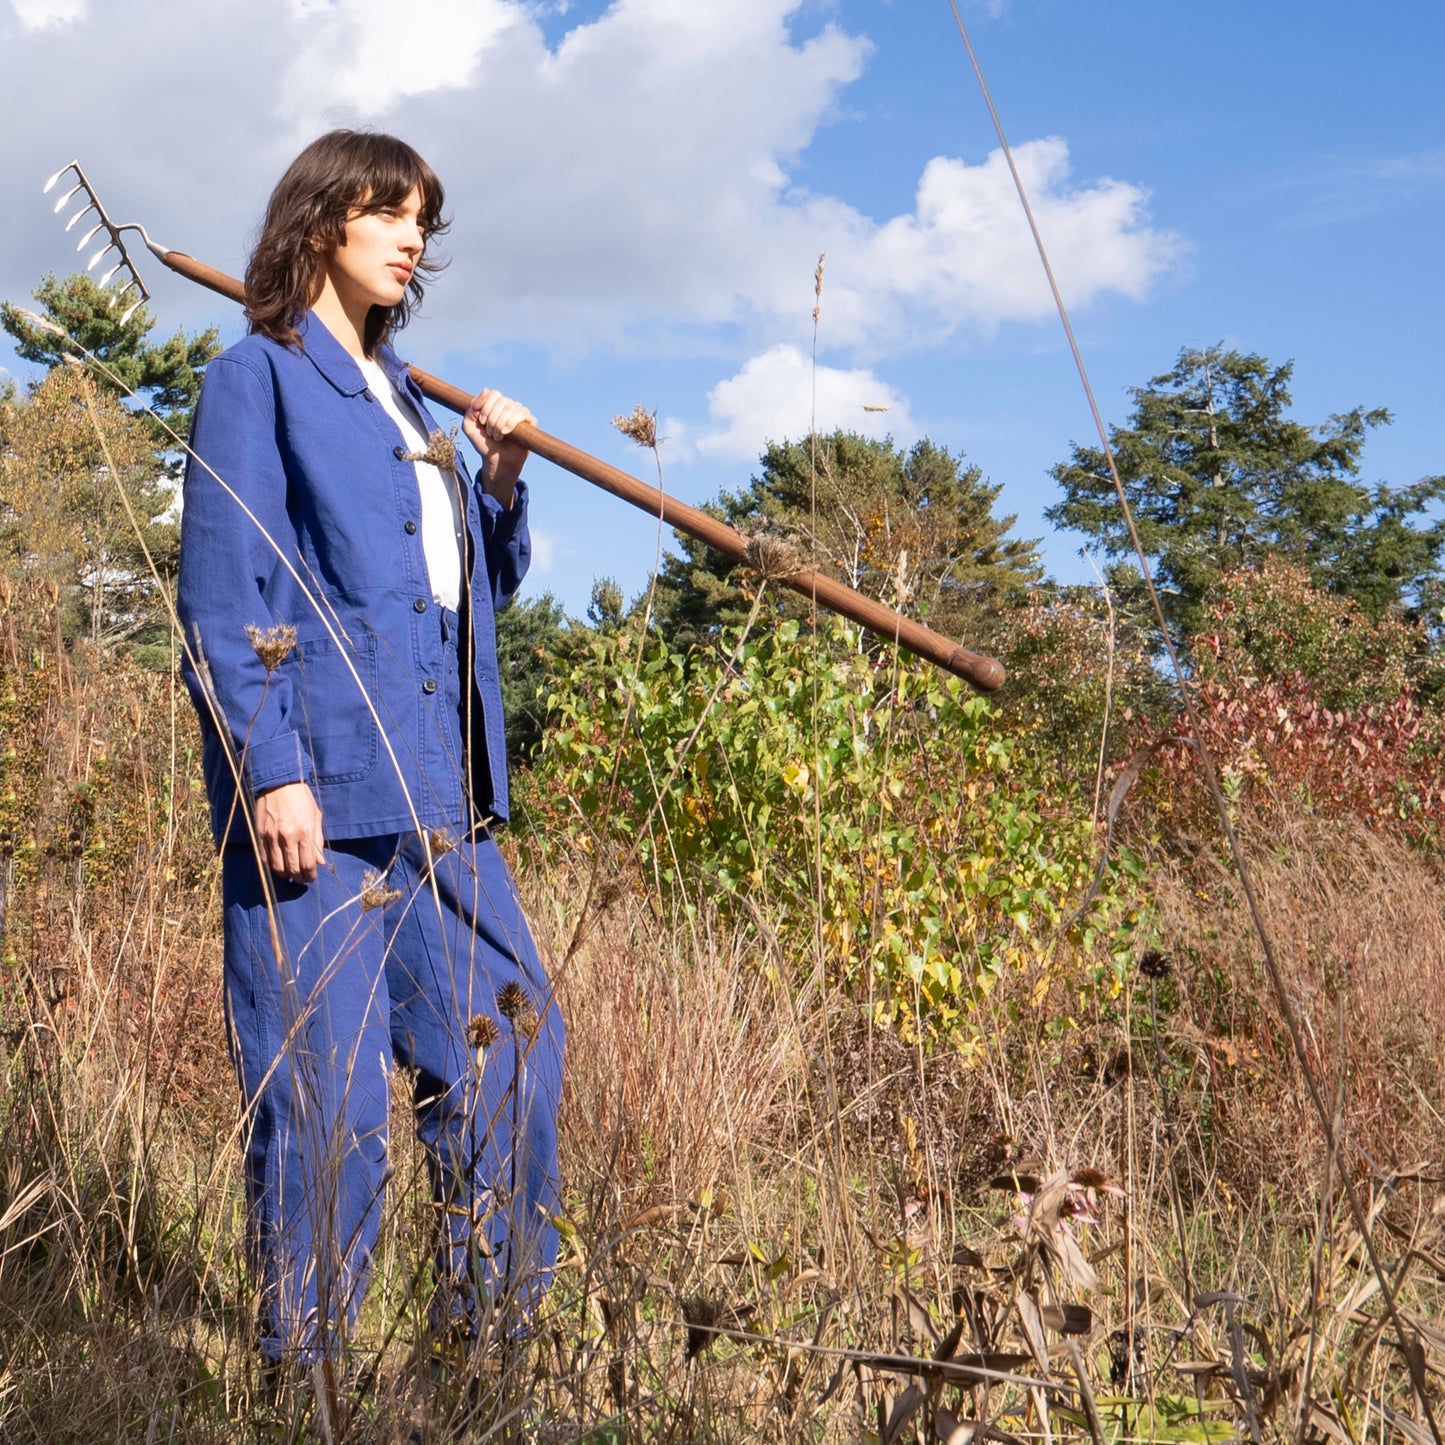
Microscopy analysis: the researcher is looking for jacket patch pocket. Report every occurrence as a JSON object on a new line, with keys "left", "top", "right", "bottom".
{"left": 289, "top": 632, "right": 380, "bottom": 785}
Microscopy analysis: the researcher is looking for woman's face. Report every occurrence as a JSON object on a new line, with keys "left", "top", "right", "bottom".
{"left": 320, "top": 185, "right": 426, "bottom": 316}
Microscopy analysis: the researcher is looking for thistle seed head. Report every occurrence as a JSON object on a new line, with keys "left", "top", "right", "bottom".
{"left": 496, "top": 981, "right": 540, "bottom": 1040}
{"left": 426, "top": 827, "right": 455, "bottom": 859}
{"left": 359, "top": 868, "right": 402, "bottom": 912}
{"left": 466, "top": 1013, "right": 499, "bottom": 1051}
{"left": 401, "top": 428, "right": 458, "bottom": 472}
{"left": 743, "top": 532, "right": 804, "bottom": 581}
{"left": 1138, "top": 949, "right": 1171, "bottom": 980}
{"left": 682, "top": 1296, "right": 725, "bottom": 1361}
{"left": 245, "top": 623, "right": 297, "bottom": 673}
{"left": 611, "top": 405, "right": 658, "bottom": 449}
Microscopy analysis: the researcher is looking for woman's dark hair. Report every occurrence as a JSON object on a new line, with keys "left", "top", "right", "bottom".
{"left": 245, "top": 130, "right": 449, "bottom": 355}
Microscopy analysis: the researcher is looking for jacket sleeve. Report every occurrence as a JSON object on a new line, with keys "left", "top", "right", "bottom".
{"left": 177, "top": 355, "right": 313, "bottom": 799}
{"left": 477, "top": 479, "right": 532, "bottom": 609}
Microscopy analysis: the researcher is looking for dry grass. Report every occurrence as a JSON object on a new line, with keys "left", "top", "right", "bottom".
{"left": 1, "top": 600, "right": 1442, "bottom": 1442}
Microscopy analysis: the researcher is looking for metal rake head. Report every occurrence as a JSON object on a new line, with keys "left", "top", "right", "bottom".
{"left": 42, "top": 159, "right": 168, "bottom": 327}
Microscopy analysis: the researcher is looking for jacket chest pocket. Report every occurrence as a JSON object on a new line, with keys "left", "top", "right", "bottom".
{"left": 287, "top": 633, "right": 380, "bottom": 785}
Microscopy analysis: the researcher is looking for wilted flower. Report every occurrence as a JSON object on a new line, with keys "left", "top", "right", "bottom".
{"left": 611, "top": 405, "right": 657, "bottom": 449}
{"left": 1138, "top": 948, "right": 1171, "bottom": 980}
{"left": 466, "top": 1013, "right": 499, "bottom": 1068}
{"left": 402, "top": 428, "right": 458, "bottom": 472}
{"left": 743, "top": 531, "right": 803, "bottom": 581}
{"left": 466, "top": 1013, "right": 499, "bottom": 1050}
{"left": 496, "top": 981, "right": 540, "bottom": 1041}
{"left": 359, "top": 868, "right": 402, "bottom": 911}
{"left": 681, "top": 1295, "right": 725, "bottom": 1361}
{"left": 245, "top": 623, "right": 297, "bottom": 673}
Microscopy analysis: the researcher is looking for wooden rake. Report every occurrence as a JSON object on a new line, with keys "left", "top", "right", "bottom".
{"left": 42, "top": 162, "right": 1005, "bottom": 692}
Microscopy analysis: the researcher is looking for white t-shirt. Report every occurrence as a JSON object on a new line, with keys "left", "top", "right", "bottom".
{"left": 357, "top": 357, "right": 463, "bottom": 611}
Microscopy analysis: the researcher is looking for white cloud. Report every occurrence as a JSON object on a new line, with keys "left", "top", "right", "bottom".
{"left": 278, "top": 0, "right": 518, "bottom": 127}
{"left": 0, "top": 0, "right": 1182, "bottom": 374}
{"left": 11, "top": 0, "right": 84, "bottom": 31}
{"left": 698, "top": 345, "right": 916, "bottom": 462}
{"left": 761, "top": 139, "right": 1183, "bottom": 353}
{"left": 527, "top": 524, "right": 558, "bottom": 575}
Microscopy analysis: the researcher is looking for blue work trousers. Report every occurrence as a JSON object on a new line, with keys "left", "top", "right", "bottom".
{"left": 220, "top": 612, "right": 563, "bottom": 1362}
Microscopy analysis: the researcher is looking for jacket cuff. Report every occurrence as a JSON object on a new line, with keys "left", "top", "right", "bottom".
{"left": 480, "top": 477, "right": 528, "bottom": 535}
{"left": 243, "top": 731, "right": 314, "bottom": 797}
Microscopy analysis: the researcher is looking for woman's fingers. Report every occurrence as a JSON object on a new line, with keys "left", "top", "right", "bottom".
{"left": 466, "top": 388, "right": 535, "bottom": 443}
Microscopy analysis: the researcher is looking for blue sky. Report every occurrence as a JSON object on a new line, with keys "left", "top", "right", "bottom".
{"left": 2, "top": 0, "right": 1441, "bottom": 623}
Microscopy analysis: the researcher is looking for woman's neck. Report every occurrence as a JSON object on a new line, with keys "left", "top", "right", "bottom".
{"left": 309, "top": 277, "right": 372, "bottom": 360}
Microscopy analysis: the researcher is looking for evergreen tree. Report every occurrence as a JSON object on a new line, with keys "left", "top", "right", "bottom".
{"left": 1, "top": 367, "right": 178, "bottom": 658}
{"left": 1046, "top": 345, "right": 1445, "bottom": 635}
{"left": 653, "top": 431, "right": 1041, "bottom": 649}
{"left": 494, "top": 590, "right": 576, "bottom": 762}
{"left": 0, "top": 273, "right": 220, "bottom": 660}
{"left": 2, "top": 272, "right": 219, "bottom": 449}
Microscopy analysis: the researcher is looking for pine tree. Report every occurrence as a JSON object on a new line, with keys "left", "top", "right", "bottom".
{"left": 2, "top": 272, "right": 218, "bottom": 450}
{"left": 0, "top": 273, "right": 220, "bottom": 660}
{"left": 653, "top": 432, "right": 1041, "bottom": 649}
{"left": 1046, "top": 345, "right": 1445, "bottom": 635}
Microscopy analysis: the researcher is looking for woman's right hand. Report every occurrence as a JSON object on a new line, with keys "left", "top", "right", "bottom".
{"left": 254, "top": 781, "right": 326, "bottom": 882}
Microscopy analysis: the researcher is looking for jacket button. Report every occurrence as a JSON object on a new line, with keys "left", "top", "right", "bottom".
{"left": 413, "top": 597, "right": 428, "bottom": 613}
{"left": 394, "top": 445, "right": 407, "bottom": 461}
{"left": 422, "top": 679, "right": 438, "bottom": 695}
{"left": 404, "top": 520, "right": 417, "bottom": 535}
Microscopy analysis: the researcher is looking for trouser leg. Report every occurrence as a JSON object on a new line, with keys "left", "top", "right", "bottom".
{"left": 386, "top": 830, "right": 565, "bottom": 1330}
{"left": 222, "top": 838, "right": 396, "bottom": 1362}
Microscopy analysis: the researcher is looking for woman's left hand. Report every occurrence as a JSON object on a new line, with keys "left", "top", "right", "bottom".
{"left": 463, "top": 388, "right": 535, "bottom": 509}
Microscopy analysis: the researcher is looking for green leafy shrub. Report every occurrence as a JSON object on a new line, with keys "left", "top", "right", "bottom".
{"left": 521, "top": 613, "right": 1141, "bottom": 1041}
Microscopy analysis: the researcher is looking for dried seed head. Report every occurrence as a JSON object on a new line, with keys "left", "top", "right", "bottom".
{"left": 245, "top": 623, "right": 298, "bottom": 673}
{"left": 1071, "top": 1166, "right": 1110, "bottom": 1191}
{"left": 1138, "top": 949, "right": 1171, "bottom": 980}
{"left": 682, "top": 1296, "right": 724, "bottom": 1361}
{"left": 466, "top": 1013, "right": 499, "bottom": 1051}
{"left": 359, "top": 868, "right": 402, "bottom": 912}
{"left": 496, "top": 981, "right": 540, "bottom": 1041}
{"left": 401, "top": 428, "right": 458, "bottom": 472}
{"left": 812, "top": 251, "right": 826, "bottom": 324}
{"left": 426, "top": 827, "right": 455, "bottom": 859}
{"left": 743, "top": 532, "right": 804, "bottom": 581}
{"left": 611, "top": 405, "right": 658, "bottom": 449}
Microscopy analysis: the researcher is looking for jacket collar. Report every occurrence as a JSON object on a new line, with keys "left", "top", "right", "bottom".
{"left": 295, "top": 311, "right": 423, "bottom": 404}
{"left": 295, "top": 311, "right": 368, "bottom": 396}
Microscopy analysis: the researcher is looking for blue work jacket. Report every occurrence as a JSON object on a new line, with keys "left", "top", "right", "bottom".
{"left": 177, "top": 312, "right": 529, "bottom": 848}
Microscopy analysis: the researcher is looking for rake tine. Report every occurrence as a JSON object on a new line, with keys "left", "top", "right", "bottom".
{"left": 42, "top": 160, "right": 79, "bottom": 194}
{"left": 40, "top": 158, "right": 154, "bottom": 325}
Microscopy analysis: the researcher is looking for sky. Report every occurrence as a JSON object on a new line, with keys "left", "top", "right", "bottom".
{"left": 2, "top": 0, "right": 1442, "bottom": 622}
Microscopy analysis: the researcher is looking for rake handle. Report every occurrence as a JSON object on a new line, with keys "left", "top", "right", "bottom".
{"left": 159, "top": 249, "right": 1006, "bottom": 693}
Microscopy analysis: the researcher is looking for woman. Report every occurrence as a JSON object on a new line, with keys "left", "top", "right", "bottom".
{"left": 177, "top": 130, "right": 564, "bottom": 1368}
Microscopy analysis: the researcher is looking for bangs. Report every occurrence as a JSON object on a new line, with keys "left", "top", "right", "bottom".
{"left": 343, "top": 135, "right": 449, "bottom": 240}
